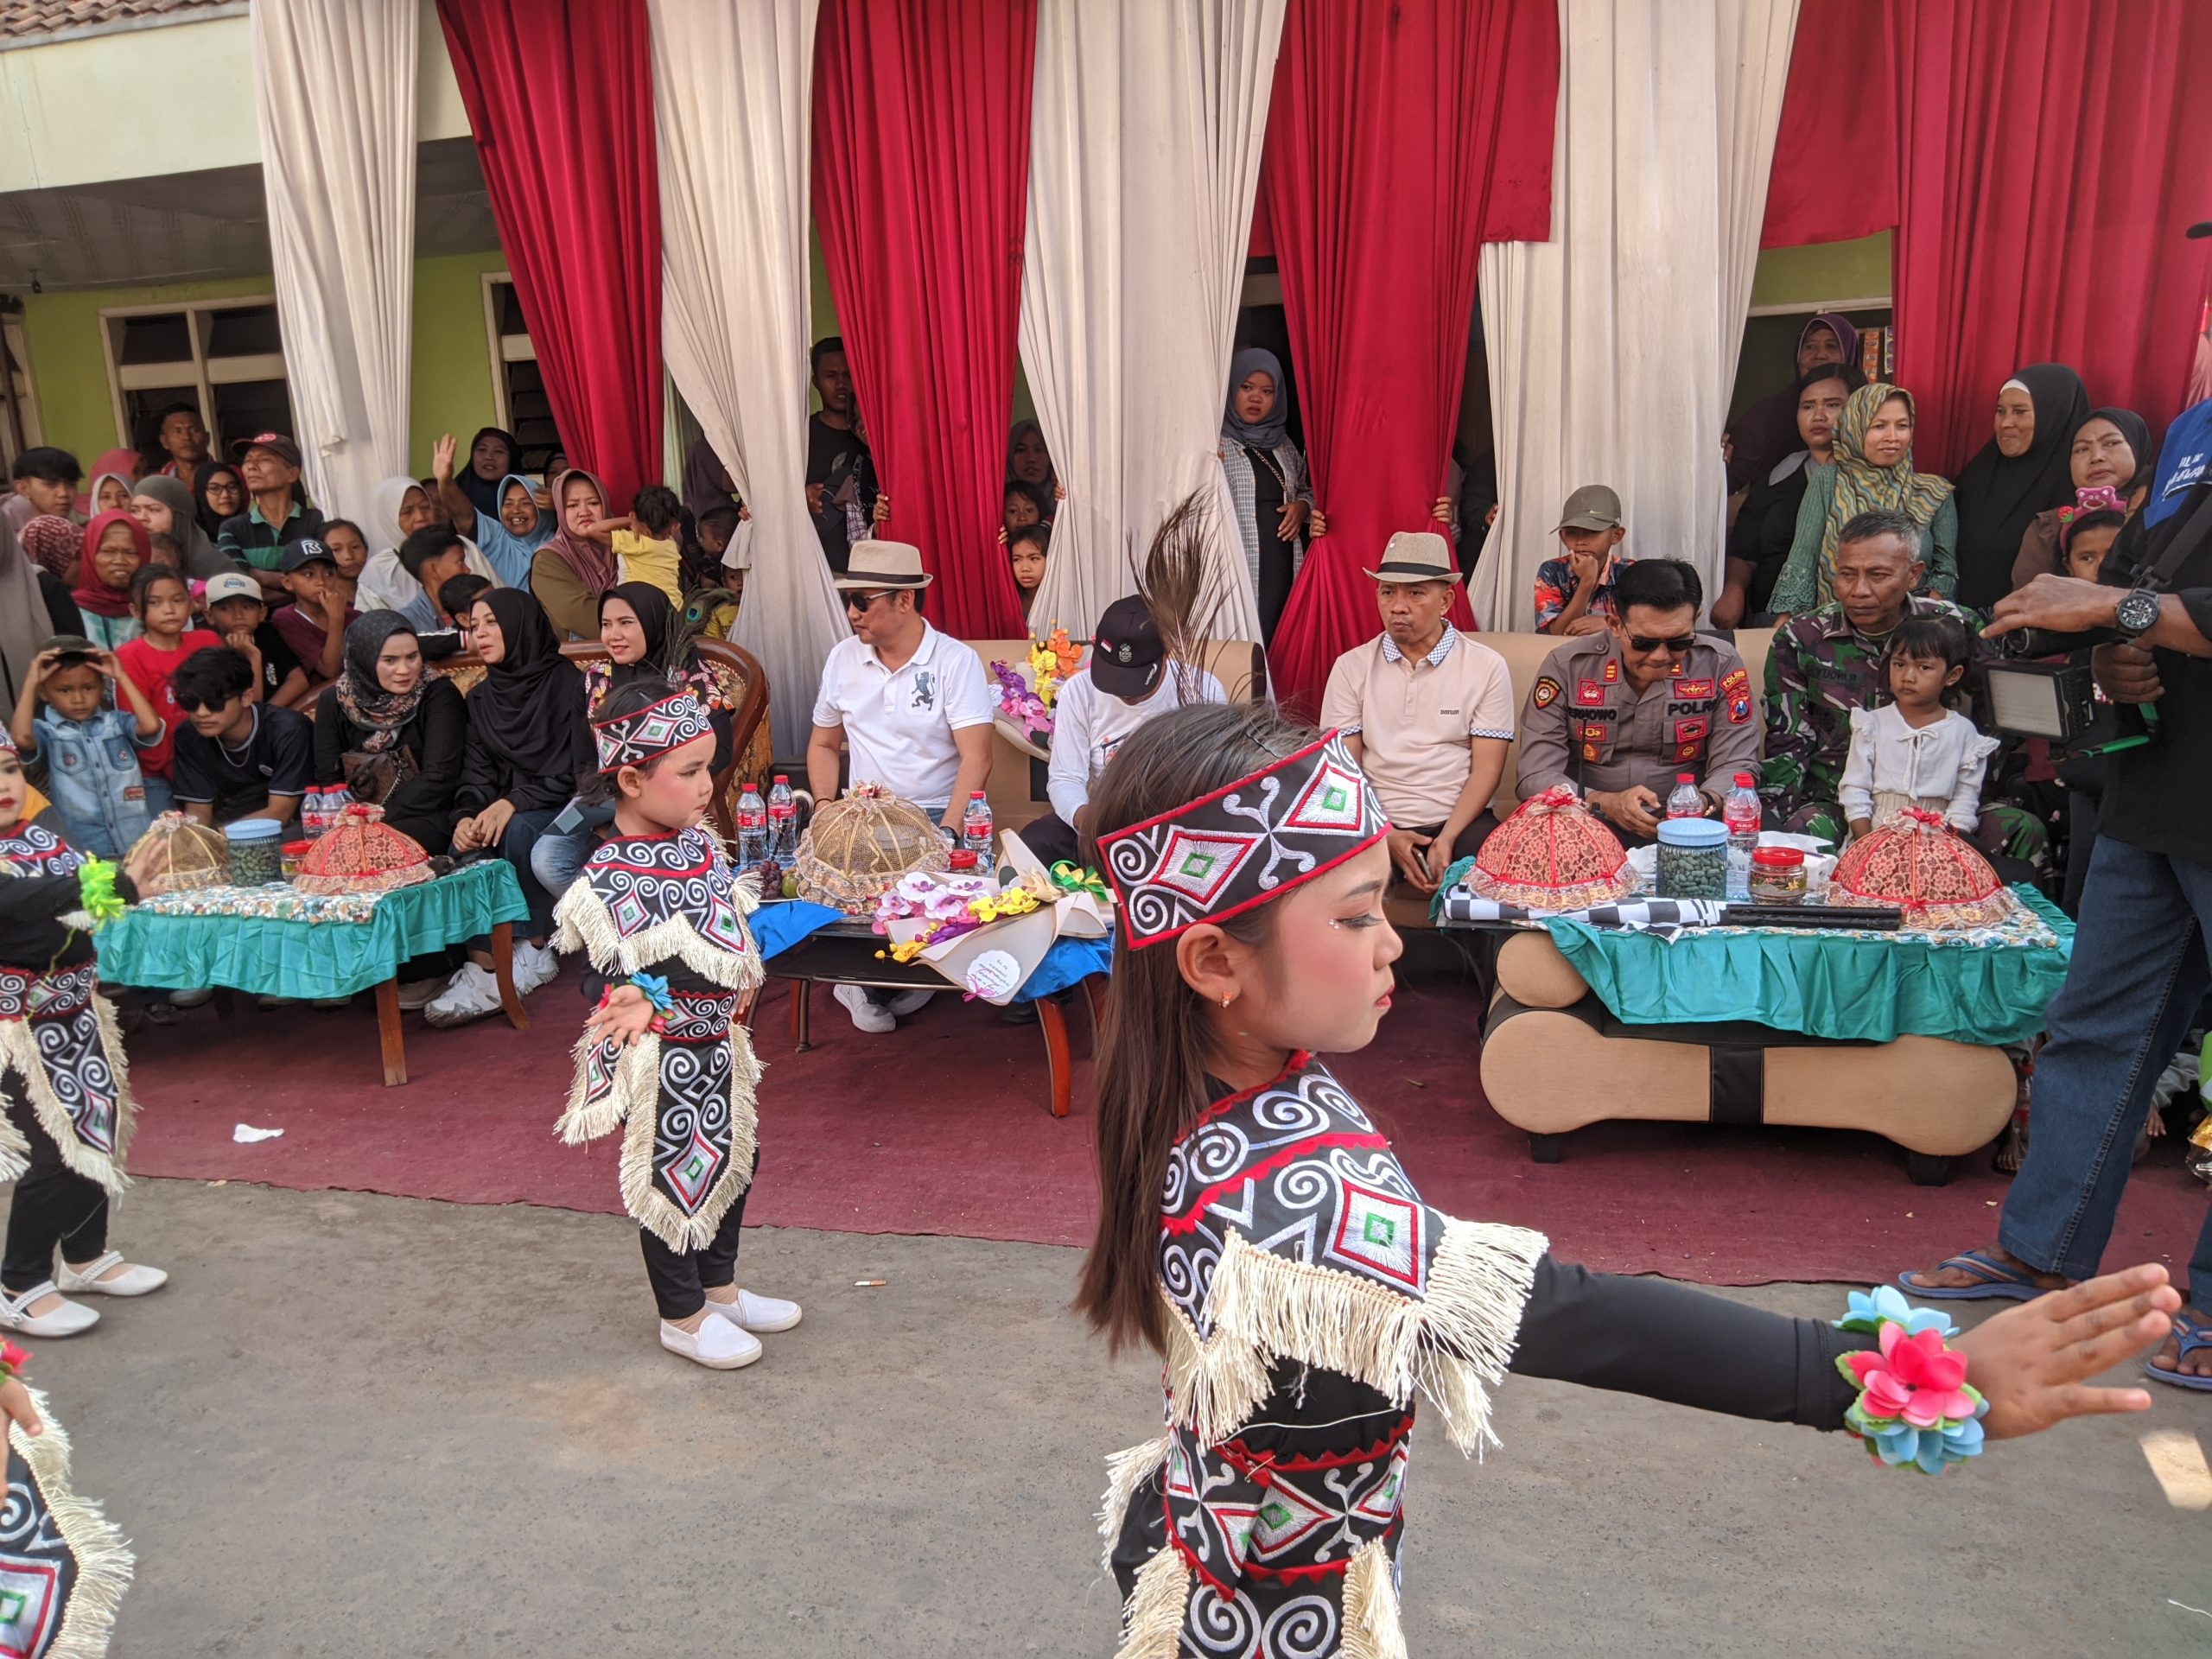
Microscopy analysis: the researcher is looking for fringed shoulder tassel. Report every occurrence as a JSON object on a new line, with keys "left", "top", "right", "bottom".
{"left": 551, "top": 883, "right": 761, "bottom": 992}
{"left": 1342, "top": 1538, "right": 1409, "bottom": 1659}
{"left": 1113, "top": 1543, "right": 1190, "bottom": 1659}
{"left": 555, "top": 1028, "right": 655, "bottom": 1145}
{"left": 1096, "top": 1435, "right": 1171, "bottom": 1578}
{"left": 16, "top": 1389, "right": 134, "bottom": 1659}
{"left": 1414, "top": 1220, "right": 1548, "bottom": 1456}
{"left": 1162, "top": 1296, "right": 1270, "bottom": 1450}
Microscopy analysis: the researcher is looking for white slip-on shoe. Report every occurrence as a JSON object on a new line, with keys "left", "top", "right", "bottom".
{"left": 423, "top": 963, "right": 503, "bottom": 1028}
{"left": 705, "top": 1288, "right": 803, "bottom": 1334}
{"left": 0, "top": 1281, "right": 99, "bottom": 1338}
{"left": 659, "top": 1316, "right": 762, "bottom": 1370}
{"left": 515, "top": 944, "right": 561, "bottom": 995}
{"left": 834, "top": 982, "right": 896, "bottom": 1033}
{"left": 55, "top": 1251, "right": 168, "bottom": 1298}
{"left": 884, "top": 988, "right": 936, "bottom": 1016}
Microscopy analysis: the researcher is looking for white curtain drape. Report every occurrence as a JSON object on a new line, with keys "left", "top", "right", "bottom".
{"left": 1470, "top": 0, "right": 1799, "bottom": 632}
{"left": 1019, "top": 0, "right": 1285, "bottom": 644}
{"left": 249, "top": 0, "right": 417, "bottom": 519}
{"left": 649, "top": 0, "right": 842, "bottom": 757}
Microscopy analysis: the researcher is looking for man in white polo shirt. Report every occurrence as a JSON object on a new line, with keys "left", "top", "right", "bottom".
{"left": 808, "top": 539, "right": 995, "bottom": 1032}
{"left": 1319, "top": 530, "right": 1515, "bottom": 892}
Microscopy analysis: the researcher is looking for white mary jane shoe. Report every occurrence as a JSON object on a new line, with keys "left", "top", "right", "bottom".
{"left": 659, "top": 1316, "right": 762, "bottom": 1370}
{"left": 704, "top": 1288, "right": 803, "bottom": 1334}
{"left": 55, "top": 1251, "right": 168, "bottom": 1298}
{"left": 0, "top": 1281, "right": 99, "bottom": 1338}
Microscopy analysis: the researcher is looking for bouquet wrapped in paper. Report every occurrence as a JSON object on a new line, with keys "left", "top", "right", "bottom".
{"left": 869, "top": 832, "right": 1110, "bottom": 1004}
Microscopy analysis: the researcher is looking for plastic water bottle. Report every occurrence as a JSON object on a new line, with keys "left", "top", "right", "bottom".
{"left": 961, "top": 791, "right": 994, "bottom": 857}
{"left": 736, "top": 781, "right": 766, "bottom": 868}
{"left": 766, "top": 774, "right": 798, "bottom": 861}
{"left": 1665, "top": 773, "right": 1703, "bottom": 821}
{"left": 1723, "top": 771, "right": 1761, "bottom": 901}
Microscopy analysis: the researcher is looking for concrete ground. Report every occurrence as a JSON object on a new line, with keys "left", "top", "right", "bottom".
{"left": 21, "top": 1180, "right": 2212, "bottom": 1657}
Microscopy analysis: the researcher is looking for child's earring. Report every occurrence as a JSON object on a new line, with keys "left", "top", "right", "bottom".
{"left": 1220, "top": 992, "right": 1235, "bottom": 1008}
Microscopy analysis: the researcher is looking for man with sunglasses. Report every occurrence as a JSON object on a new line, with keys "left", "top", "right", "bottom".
{"left": 1516, "top": 558, "right": 1758, "bottom": 842}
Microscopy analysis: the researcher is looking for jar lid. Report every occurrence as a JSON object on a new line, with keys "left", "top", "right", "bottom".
{"left": 224, "top": 820, "right": 283, "bottom": 842}
{"left": 1751, "top": 845, "right": 1806, "bottom": 867}
{"left": 282, "top": 840, "right": 315, "bottom": 855}
{"left": 1655, "top": 817, "right": 1728, "bottom": 848}
{"left": 948, "top": 850, "right": 979, "bottom": 871}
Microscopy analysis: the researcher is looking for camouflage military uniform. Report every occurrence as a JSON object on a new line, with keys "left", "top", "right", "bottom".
{"left": 1758, "top": 598, "right": 2048, "bottom": 868}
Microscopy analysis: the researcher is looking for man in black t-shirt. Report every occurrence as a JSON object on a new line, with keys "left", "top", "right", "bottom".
{"left": 169, "top": 647, "right": 312, "bottom": 826}
{"left": 1901, "top": 444, "right": 2212, "bottom": 1391}
{"left": 804, "top": 336, "right": 881, "bottom": 574}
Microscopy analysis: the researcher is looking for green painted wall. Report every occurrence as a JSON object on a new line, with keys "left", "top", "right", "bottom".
{"left": 1750, "top": 232, "right": 1892, "bottom": 309}
{"left": 409, "top": 249, "right": 508, "bottom": 473}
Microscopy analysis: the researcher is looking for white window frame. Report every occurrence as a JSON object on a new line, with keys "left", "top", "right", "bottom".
{"left": 0, "top": 315, "right": 42, "bottom": 468}
{"left": 480, "top": 270, "right": 537, "bottom": 433}
{"left": 96, "top": 296, "right": 288, "bottom": 451}
{"left": 1745, "top": 294, "right": 1891, "bottom": 318}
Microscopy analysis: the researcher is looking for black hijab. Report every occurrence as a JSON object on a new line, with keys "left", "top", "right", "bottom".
{"left": 2079, "top": 406, "right": 2155, "bottom": 496}
{"left": 461, "top": 426, "right": 523, "bottom": 517}
{"left": 192, "top": 461, "right": 245, "bottom": 538}
{"left": 1951, "top": 363, "right": 2090, "bottom": 610}
{"left": 334, "top": 611, "right": 427, "bottom": 751}
{"left": 599, "top": 581, "right": 687, "bottom": 693}
{"left": 468, "top": 588, "right": 587, "bottom": 777}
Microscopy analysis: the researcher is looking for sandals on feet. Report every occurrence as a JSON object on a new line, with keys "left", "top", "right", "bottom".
{"left": 1897, "top": 1247, "right": 2051, "bottom": 1302}
{"left": 2145, "top": 1310, "right": 2212, "bottom": 1392}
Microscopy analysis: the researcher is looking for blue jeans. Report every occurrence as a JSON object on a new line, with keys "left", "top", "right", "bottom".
{"left": 459, "top": 805, "right": 564, "bottom": 942}
{"left": 1996, "top": 835, "right": 2212, "bottom": 1305}
{"left": 528, "top": 800, "right": 616, "bottom": 907}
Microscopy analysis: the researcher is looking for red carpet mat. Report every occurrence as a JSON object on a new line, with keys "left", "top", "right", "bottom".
{"left": 123, "top": 973, "right": 2207, "bottom": 1287}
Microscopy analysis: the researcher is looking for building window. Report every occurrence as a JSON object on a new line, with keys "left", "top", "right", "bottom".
{"left": 481, "top": 275, "right": 562, "bottom": 472}
{"left": 99, "top": 299, "right": 294, "bottom": 461}
{"left": 0, "top": 310, "right": 42, "bottom": 469}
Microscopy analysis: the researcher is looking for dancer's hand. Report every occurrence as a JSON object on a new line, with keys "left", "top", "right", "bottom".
{"left": 0, "top": 1377, "right": 41, "bottom": 1440}
{"left": 1954, "top": 1263, "right": 2177, "bottom": 1439}
{"left": 586, "top": 985, "right": 656, "bottom": 1048}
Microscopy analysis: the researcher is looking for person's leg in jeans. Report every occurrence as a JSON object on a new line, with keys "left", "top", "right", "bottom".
{"left": 1, "top": 1086, "right": 109, "bottom": 1307}
{"left": 496, "top": 806, "right": 566, "bottom": 943}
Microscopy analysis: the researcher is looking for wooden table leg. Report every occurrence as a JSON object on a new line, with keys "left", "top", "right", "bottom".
{"left": 373, "top": 978, "right": 408, "bottom": 1087}
{"left": 1039, "top": 995, "right": 1073, "bottom": 1119}
{"left": 791, "top": 979, "right": 812, "bottom": 1052}
{"left": 490, "top": 922, "right": 531, "bottom": 1030}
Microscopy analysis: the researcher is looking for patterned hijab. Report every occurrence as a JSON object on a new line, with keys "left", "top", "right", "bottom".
{"left": 19, "top": 515, "right": 79, "bottom": 582}
{"left": 1815, "top": 385, "right": 1954, "bottom": 604}
{"left": 333, "top": 611, "right": 428, "bottom": 753}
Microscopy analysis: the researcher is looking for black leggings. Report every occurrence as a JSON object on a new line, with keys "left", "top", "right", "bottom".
{"left": 639, "top": 1150, "right": 758, "bottom": 1320}
{"left": 1, "top": 1082, "right": 108, "bottom": 1294}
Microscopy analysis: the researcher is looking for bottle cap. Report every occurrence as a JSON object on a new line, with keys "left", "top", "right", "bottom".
{"left": 1675, "top": 772, "right": 1694, "bottom": 783}
{"left": 1733, "top": 772, "right": 1754, "bottom": 785}
{"left": 971, "top": 791, "right": 986, "bottom": 801}
{"left": 772, "top": 773, "right": 787, "bottom": 785}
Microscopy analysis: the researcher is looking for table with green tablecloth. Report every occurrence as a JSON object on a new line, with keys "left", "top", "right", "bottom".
{"left": 98, "top": 861, "right": 532, "bottom": 1085}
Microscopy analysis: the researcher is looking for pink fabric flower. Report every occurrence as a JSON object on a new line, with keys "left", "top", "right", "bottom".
{"left": 1845, "top": 1324, "right": 1976, "bottom": 1427}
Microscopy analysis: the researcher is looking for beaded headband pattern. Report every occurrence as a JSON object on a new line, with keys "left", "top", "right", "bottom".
{"left": 592, "top": 690, "right": 713, "bottom": 773}
{"left": 1096, "top": 732, "right": 1389, "bottom": 949}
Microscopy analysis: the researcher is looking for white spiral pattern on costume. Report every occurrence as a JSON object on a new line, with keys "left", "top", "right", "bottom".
{"left": 32, "top": 1007, "right": 118, "bottom": 1154}
{"left": 1185, "top": 1584, "right": 1258, "bottom": 1655}
{"left": 653, "top": 1039, "right": 733, "bottom": 1213}
{"left": 1104, "top": 831, "right": 1188, "bottom": 939}
{"left": 1259, "top": 1597, "right": 1339, "bottom": 1658}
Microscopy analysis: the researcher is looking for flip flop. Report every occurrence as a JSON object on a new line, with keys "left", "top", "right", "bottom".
{"left": 2145, "top": 1309, "right": 2212, "bottom": 1393}
{"left": 1896, "top": 1248, "right": 2051, "bottom": 1302}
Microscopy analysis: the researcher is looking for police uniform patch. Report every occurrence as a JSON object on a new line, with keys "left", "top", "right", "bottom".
{"left": 1671, "top": 678, "right": 1714, "bottom": 700}
{"left": 1581, "top": 741, "right": 1601, "bottom": 762}
{"left": 1602, "top": 659, "right": 1619, "bottom": 683}
{"left": 1727, "top": 693, "right": 1752, "bottom": 724}
{"left": 1580, "top": 721, "right": 1611, "bottom": 746}
{"left": 1719, "top": 666, "right": 1750, "bottom": 697}
{"left": 1532, "top": 676, "right": 1562, "bottom": 709}
{"left": 1672, "top": 716, "right": 1709, "bottom": 743}
{"left": 1573, "top": 679, "right": 1606, "bottom": 707}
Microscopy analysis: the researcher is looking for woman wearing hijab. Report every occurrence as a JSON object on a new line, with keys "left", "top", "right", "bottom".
{"left": 1007, "top": 419, "right": 1057, "bottom": 499}
{"left": 530, "top": 468, "right": 620, "bottom": 640}
{"left": 79, "top": 448, "right": 141, "bottom": 519}
{"left": 1768, "top": 383, "right": 1958, "bottom": 618}
{"left": 72, "top": 511, "right": 152, "bottom": 651}
{"left": 192, "top": 461, "right": 246, "bottom": 542}
{"left": 0, "top": 517, "right": 79, "bottom": 709}
{"left": 311, "top": 613, "right": 467, "bottom": 854}
{"left": 1713, "top": 360, "right": 1865, "bottom": 628}
{"left": 424, "top": 588, "right": 589, "bottom": 1027}
{"left": 2008, "top": 408, "right": 2155, "bottom": 593}
{"left": 429, "top": 433, "right": 550, "bottom": 589}
{"left": 1948, "top": 365, "right": 2091, "bottom": 611}
{"left": 1726, "top": 313, "right": 1862, "bottom": 493}
{"left": 19, "top": 517, "right": 79, "bottom": 586}
{"left": 354, "top": 474, "right": 502, "bottom": 616}
{"left": 130, "top": 475, "right": 232, "bottom": 580}
{"left": 1217, "top": 347, "right": 1318, "bottom": 641}
{"left": 458, "top": 427, "right": 522, "bottom": 519}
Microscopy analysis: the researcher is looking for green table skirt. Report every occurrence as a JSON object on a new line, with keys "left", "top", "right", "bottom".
{"left": 96, "top": 861, "right": 531, "bottom": 1000}
{"left": 1542, "top": 886, "right": 2073, "bottom": 1047}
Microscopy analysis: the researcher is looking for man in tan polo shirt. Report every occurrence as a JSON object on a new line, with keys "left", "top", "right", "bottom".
{"left": 1320, "top": 531, "right": 1516, "bottom": 891}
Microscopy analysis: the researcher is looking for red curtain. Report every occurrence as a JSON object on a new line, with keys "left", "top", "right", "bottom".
{"left": 811, "top": 0, "right": 1035, "bottom": 639}
{"left": 1763, "top": 0, "right": 2212, "bottom": 474}
{"left": 435, "top": 0, "right": 662, "bottom": 512}
{"left": 1257, "top": 0, "right": 1558, "bottom": 717}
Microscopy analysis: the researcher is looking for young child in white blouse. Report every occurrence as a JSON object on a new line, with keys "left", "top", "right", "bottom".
{"left": 1840, "top": 613, "right": 1999, "bottom": 841}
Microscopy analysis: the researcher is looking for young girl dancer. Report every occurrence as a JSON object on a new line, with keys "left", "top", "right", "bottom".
{"left": 1838, "top": 613, "right": 1998, "bottom": 841}
{"left": 552, "top": 683, "right": 799, "bottom": 1370}
{"left": 0, "top": 733, "right": 168, "bottom": 1339}
{"left": 1082, "top": 702, "right": 2177, "bottom": 1658}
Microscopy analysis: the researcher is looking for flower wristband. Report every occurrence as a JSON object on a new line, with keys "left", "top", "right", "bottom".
{"left": 0, "top": 1338, "right": 29, "bottom": 1382}
{"left": 1834, "top": 1287, "right": 1986, "bottom": 1474}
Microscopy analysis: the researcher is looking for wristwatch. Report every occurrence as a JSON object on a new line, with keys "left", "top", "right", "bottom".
{"left": 2113, "top": 585, "right": 2162, "bottom": 641}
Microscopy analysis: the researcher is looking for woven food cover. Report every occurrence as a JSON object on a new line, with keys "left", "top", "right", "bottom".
{"left": 1828, "top": 807, "right": 2011, "bottom": 928}
{"left": 794, "top": 784, "right": 950, "bottom": 912}
{"left": 124, "top": 810, "right": 230, "bottom": 896}
{"left": 294, "top": 804, "right": 434, "bottom": 895}
{"left": 1466, "top": 786, "right": 1632, "bottom": 910}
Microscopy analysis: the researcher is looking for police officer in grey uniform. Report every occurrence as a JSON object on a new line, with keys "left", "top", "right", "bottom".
{"left": 1516, "top": 557, "right": 1761, "bottom": 842}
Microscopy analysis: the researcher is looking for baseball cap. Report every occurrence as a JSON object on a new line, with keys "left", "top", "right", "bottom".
{"left": 1090, "top": 595, "right": 1164, "bottom": 699}
{"left": 1554, "top": 484, "right": 1624, "bottom": 533}
{"left": 229, "top": 430, "right": 302, "bottom": 467}
{"left": 278, "top": 538, "right": 337, "bottom": 575}
{"left": 203, "top": 570, "right": 263, "bottom": 606}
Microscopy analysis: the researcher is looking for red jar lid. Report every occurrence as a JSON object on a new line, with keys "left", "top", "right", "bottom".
{"left": 282, "top": 841, "right": 315, "bottom": 855}
{"left": 948, "top": 850, "right": 979, "bottom": 871}
{"left": 1751, "top": 846, "right": 1805, "bottom": 868}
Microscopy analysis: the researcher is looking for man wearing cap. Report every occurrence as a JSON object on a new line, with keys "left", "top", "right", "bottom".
{"left": 270, "top": 538, "right": 358, "bottom": 696}
{"left": 203, "top": 569, "right": 310, "bottom": 709}
{"left": 1534, "top": 484, "right": 1629, "bottom": 635}
{"left": 1019, "top": 595, "right": 1227, "bottom": 868}
{"left": 215, "top": 433, "right": 327, "bottom": 600}
{"left": 1320, "top": 531, "right": 1516, "bottom": 890}
{"left": 1516, "top": 557, "right": 1758, "bottom": 842}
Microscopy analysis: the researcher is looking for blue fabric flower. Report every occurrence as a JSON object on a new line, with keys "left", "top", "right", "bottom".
{"left": 626, "top": 971, "right": 673, "bottom": 1013}
{"left": 1837, "top": 1284, "right": 1958, "bottom": 1338}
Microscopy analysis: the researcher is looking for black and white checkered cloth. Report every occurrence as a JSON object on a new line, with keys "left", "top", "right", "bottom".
{"left": 1438, "top": 889, "right": 1727, "bottom": 938}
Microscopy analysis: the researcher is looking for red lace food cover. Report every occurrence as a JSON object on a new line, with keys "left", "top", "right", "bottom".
{"left": 294, "top": 804, "right": 434, "bottom": 895}
{"left": 1828, "top": 807, "right": 2012, "bottom": 928}
{"left": 1466, "top": 786, "right": 1632, "bottom": 910}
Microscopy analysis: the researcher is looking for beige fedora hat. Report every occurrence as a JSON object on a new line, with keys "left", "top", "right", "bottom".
{"left": 1362, "top": 530, "right": 1463, "bottom": 585}
{"left": 834, "top": 539, "right": 934, "bottom": 590}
